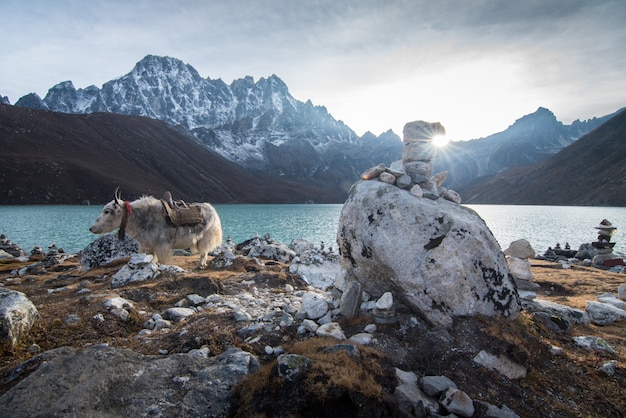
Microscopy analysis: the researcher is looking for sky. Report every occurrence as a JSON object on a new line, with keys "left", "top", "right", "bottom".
{"left": 1, "top": 0, "right": 625, "bottom": 141}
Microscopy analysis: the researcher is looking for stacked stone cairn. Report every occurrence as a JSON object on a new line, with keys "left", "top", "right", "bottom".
{"left": 592, "top": 219, "right": 623, "bottom": 267}
{"left": 504, "top": 239, "right": 539, "bottom": 298}
{"left": 360, "top": 120, "right": 461, "bottom": 204}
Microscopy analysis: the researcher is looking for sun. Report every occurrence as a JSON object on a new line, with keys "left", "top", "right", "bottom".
{"left": 432, "top": 135, "right": 449, "bottom": 148}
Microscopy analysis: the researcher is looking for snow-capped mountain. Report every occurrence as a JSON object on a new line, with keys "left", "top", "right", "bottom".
{"left": 16, "top": 55, "right": 369, "bottom": 176}
{"left": 12, "top": 55, "right": 621, "bottom": 197}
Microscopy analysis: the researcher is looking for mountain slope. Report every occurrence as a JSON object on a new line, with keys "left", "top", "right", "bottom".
{"left": 0, "top": 104, "right": 344, "bottom": 204}
{"left": 433, "top": 107, "right": 618, "bottom": 190}
{"left": 460, "top": 109, "right": 626, "bottom": 206}
{"left": 15, "top": 55, "right": 369, "bottom": 176}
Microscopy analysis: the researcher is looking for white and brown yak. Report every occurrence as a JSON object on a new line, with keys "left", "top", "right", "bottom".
{"left": 89, "top": 189, "right": 222, "bottom": 268}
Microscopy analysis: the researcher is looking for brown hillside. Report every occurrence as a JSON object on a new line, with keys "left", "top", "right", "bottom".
{"left": 0, "top": 104, "right": 345, "bottom": 204}
{"left": 461, "top": 109, "right": 626, "bottom": 206}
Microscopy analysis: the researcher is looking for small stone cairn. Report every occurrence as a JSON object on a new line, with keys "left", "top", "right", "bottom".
{"left": 360, "top": 120, "right": 461, "bottom": 204}
{"left": 504, "top": 239, "right": 538, "bottom": 296}
{"left": 592, "top": 219, "right": 623, "bottom": 267}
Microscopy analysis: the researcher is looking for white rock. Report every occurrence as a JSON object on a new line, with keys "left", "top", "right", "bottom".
{"left": 338, "top": 180, "right": 520, "bottom": 328}
{"left": 395, "top": 368, "right": 418, "bottom": 385}
{"left": 316, "top": 322, "right": 347, "bottom": 340}
{"left": 473, "top": 350, "right": 527, "bottom": 380}
{"left": 110, "top": 308, "right": 130, "bottom": 321}
{"left": 302, "top": 292, "right": 329, "bottom": 320}
{"left": 507, "top": 256, "right": 534, "bottom": 281}
{"left": 409, "top": 184, "right": 424, "bottom": 198}
{"left": 301, "top": 319, "right": 319, "bottom": 333}
{"left": 289, "top": 260, "right": 342, "bottom": 290}
{"left": 440, "top": 387, "right": 475, "bottom": 417}
{"left": 129, "top": 253, "right": 154, "bottom": 266}
{"left": 162, "top": 307, "right": 195, "bottom": 321}
{"left": 375, "top": 292, "right": 393, "bottom": 310}
{"left": 586, "top": 301, "right": 626, "bottom": 325}
{"left": 364, "top": 323, "right": 377, "bottom": 333}
{"left": 378, "top": 172, "right": 396, "bottom": 184}
{"left": 348, "top": 333, "right": 373, "bottom": 345}
{"left": 503, "top": 239, "right": 535, "bottom": 259}
{"left": 0, "top": 289, "right": 40, "bottom": 347}
{"left": 597, "top": 293, "right": 626, "bottom": 310}
{"left": 103, "top": 297, "right": 133, "bottom": 310}
{"left": 573, "top": 336, "right": 615, "bottom": 353}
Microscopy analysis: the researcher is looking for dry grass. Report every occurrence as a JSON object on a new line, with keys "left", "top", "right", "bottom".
{"left": 1, "top": 255, "right": 625, "bottom": 417}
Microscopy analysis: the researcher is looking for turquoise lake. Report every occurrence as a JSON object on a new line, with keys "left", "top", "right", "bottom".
{"left": 1, "top": 204, "right": 625, "bottom": 257}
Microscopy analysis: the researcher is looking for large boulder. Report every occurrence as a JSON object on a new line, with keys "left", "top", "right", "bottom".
{"left": 0, "top": 345, "right": 259, "bottom": 417}
{"left": 80, "top": 233, "right": 139, "bottom": 271}
{"left": 0, "top": 289, "right": 40, "bottom": 348}
{"left": 337, "top": 180, "right": 520, "bottom": 327}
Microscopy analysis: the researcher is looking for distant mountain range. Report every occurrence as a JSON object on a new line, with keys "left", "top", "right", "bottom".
{"left": 3, "top": 54, "right": 624, "bottom": 205}
{"left": 433, "top": 107, "right": 619, "bottom": 191}
{"left": 0, "top": 104, "right": 343, "bottom": 204}
{"left": 461, "top": 108, "right": 626, "bottom": 206}
{"left": 14, "top": 55, "right": 401, "bottom": 181}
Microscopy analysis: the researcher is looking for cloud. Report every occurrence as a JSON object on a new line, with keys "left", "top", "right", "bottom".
{"left": 1, "top": 0, "right": 625, "bottom": 139}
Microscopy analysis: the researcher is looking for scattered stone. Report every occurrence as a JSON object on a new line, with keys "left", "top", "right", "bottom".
{"left": 302, "top": 292, "right": 329, "bottom": 320}
{"left": 103, "top": 296, "right": 133, "bottom": 311}
{"left": 375, "top": 291, "right": 394, "bottom": 310}
{"left": 339, "top": 280, "right": 361, "bottom": 319}
{"left": 79, "top": 233, "right": 139, "bottom": 271}
{"left": 440, "top": 387, "right": 475, "bottom": 417}
{"left": 162, "top": 307, "right": 195, "bottom": 322}
{"left": 361, "top": 163, "right": 387, "bottom": 180}
{"left": 600, "top": 360, "right": 618, "bottom": 377}
{"left": 315, "top": 322, "right": 346, "bottom": 340}
{"left": 420, "top": 375, "right": 457, "bottom": 397}
{"left": 586, "top": 301, "right": 626, "bottom": 325}
{"left": 573, "top": 335, "right": 616, "bottom": 353}
{"left": 522, "top": 298, "right": 589, "bottom": 331}
{"left": 473, "top": 350, "right": 528, "bottom": 380}
{"left": 597, "top": 293, "right": 626, "bottom": 310}
{"left": 276, "top": 353, "right": 312, "bottom": 382}
{"left": 0, "top": 289, "right": 40, "bottom": 348}
{"left": 348, "top": 332, "right": 374, "bottom": 345}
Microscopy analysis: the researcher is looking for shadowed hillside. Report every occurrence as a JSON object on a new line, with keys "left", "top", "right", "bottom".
{"left": 0, "top": 104, "right": 346, "bottom": 204}
{"left": 461, "top": 109, "right": 626, "bottom": 206}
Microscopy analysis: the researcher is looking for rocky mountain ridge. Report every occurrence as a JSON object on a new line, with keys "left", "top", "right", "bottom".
{"left": 14, "top": 55, "right": 381, "bottom": 178}
{"left": 433, "top": 107, "right": 620, "bottom": 191}
{"left": 460, "top": 108, "right": 626, "bottom": 206}
{"left": 4, "top": 54, "right": 624, "bottom": 204}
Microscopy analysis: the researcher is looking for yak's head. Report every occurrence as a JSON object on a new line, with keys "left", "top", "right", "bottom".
{"left": 89, "top": 188, "right": 126, "bottom": 234}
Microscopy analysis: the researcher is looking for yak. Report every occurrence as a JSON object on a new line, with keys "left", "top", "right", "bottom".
{"left": 89, "top": 189, "right": 222, "bottom": 268}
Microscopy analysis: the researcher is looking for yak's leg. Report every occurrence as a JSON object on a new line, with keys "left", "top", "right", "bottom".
{"left": 197, "top": 251, "right": 209, "bottom": 269}
{"left": 154, "top": 243, "right": 172, "bottom": 265}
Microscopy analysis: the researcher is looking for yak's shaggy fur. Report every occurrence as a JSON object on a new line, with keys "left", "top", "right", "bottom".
{"left": 90, "top": 193, "right": 222, "bottom": 268}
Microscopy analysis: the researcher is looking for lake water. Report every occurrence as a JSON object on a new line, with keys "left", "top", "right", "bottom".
{"left": 0, "top": 204, "right": 625, "bottom": 258}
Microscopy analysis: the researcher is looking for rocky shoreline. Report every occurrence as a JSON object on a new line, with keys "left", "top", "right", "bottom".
{"left": 0, "top": 231, "right": 624, "bottom": 417}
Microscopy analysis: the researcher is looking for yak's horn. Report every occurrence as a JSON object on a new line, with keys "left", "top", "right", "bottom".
{"left": 114, "top": 187, "right": 123, "bottom": 206}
